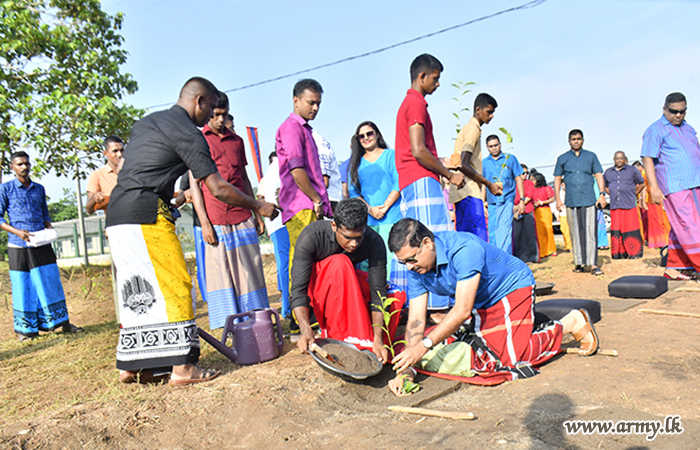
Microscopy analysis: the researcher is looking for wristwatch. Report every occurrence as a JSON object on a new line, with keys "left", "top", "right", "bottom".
{"left": 422, "top": 337, "right": 434, "bottom": 349}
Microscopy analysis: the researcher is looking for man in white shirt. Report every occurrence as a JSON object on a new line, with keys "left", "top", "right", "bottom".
{"left": 313, "top": 130, "right": 342, "bottom": 213}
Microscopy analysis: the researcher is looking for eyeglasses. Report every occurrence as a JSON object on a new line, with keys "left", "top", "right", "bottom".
{"left": 397, "top": 240, "right": 424, "bottom": 265}
{"left": 667, "top": 107, "right": 687, "bottom": 115}
{"left": 357, "top": 130, "right": 375, "bottom": 141}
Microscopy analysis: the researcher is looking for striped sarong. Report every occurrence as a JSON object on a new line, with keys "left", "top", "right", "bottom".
{"left": 487, "top": 202, "right": 514, "bottom": 254}
{"left": 108, "top": 212, "right": 200, "bottom": 372}
{"left": 205, "top": 217, "right": 269, "bottom": 330}
{"left": 401, "top": 177, "right": 451, "bottom": 309}
{"left": 568, "top": 206, "right": 598, "bottom": 266}
{"left": 610, "top": 208, "right": 644, "bottom": 259}
{"left": 665, "top": 187, "right": 700, "bottom": 271}
{"left": 9, "top": 244, "right": 70, "bottom": 338}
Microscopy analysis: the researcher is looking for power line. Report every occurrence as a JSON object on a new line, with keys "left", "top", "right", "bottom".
{"left": 144, "top": 0, "right": 546, "bottom": 110}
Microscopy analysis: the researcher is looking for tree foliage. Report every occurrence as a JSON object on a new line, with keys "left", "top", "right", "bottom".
{"left": 47, "top": 187, "right": 81, "bottom": 222}
{"left": 0, "top": 0, "right": 143, "bottom": 181}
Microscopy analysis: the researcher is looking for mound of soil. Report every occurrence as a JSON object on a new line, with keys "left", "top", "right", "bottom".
{"left": 321, "top": 343, "right": 377, "bottom": 374}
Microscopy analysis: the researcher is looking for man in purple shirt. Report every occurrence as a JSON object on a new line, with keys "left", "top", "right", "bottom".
{"left": 603, "top": 151, "right": 645, "bottom": 259}
{"left": 276, "top": 78, "right": 332, "bottom": 336}
{"left": 642, "top": 92, "right": 700, "bottom": 280}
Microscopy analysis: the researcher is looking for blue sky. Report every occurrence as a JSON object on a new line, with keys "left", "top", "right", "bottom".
{"left": 41, "top": 0, "right": 700, "bottom": 197}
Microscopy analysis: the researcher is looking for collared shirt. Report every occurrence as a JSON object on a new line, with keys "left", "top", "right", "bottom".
{"left": 553, "top": 149, "right": 603, "bottom": 207}
{"left": 640, "top": 115, "right": 700, "bottom": 196}
{"left": 449, "top": 116, "right": 482, "bottom": 204}
{"left": 0, "top": 178, "right": 51, "bottom": 247}
{"left": 289, "top": 220, "right": 387, "bottom": 312}
{"left": 395, "top": 89, "right": 440, "bottom": 190}
{"left": 200, "top": 124, "right": 252, "bottom": 226}
{"left": 407, "top": 231, "right": 534, "bottom": 310}
{"left": 514, "top": 179, "right": 536, "bottom": 214}
{"left": 275, "top": 113, "right": 332, "bottom": 223}
{"left": 107, "top": 105, "right": 218, "bottom": 226}
{"left": 86, "top": 164, "right": 118, "bottom": 211}
{"left": 313, "top": 130, "right": 342, "bottom": 202}
{"left": 482, "top": 152, "right": 521, "bottom": 205}
{"left": 348, "top": 148, "right": 402, "bottom": 226}
{"left": 603, "top": 164, "right": 645, "bottom": 210}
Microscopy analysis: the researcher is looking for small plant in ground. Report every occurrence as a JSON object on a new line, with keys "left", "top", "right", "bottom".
{"left": 452, "top": 81, "right": 476, "bottom": 136}
{"left": 375, "top": 292, "right": 420, "bottom": 395}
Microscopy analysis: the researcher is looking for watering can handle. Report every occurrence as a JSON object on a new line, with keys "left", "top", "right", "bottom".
{"left": 269, "top": 308, "right": 284, "bottom": 353}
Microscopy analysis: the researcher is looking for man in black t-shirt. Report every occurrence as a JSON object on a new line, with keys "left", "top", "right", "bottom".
{"left": 106, "top": 77, "right": 280, "bottom": 386}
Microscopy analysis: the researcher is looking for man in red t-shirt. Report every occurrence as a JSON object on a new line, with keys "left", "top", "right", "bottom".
{"left": 513, "top": 164, "right": 539, "bottom": 263}
{"left": 189, "top": 92, "right": 270, "bottom": 330}
{"left": 395, "top": 53, "right": 465, "bottom": 312}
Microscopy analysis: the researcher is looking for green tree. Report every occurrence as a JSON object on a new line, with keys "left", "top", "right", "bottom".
{"left": 0, "top": 0, "right": 143, "bottom": 182}
{"left": 47, "top": 187, "right": 81, "bottom": 221}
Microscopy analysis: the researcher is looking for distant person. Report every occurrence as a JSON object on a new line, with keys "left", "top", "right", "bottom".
{"left": 188, "top": 92, "right": 270, "bottom": 330}
{"left": 225, "top": 114, "right": 235, "bottom": 134}
{"left": 291, "top": 199, "right": 397, "bottom": 363}
{"left": 449, "top": 93, "right": 503, "bottom": 241}
{"left": 276, "top": 78, "right": 332, "bottom": 337}
{"left": 173, "top": 172, "right": 207, "bottom": 303}
{"left": 558, "top": 182, "right": 572, "bottom": 252}
{"left": 395, "top": 53, "right": 464, "bottom": 313}
{"left": 339, "top": 158, "right": 350, "bottom": 200}
{"left": 532, "top": 172, "right": 557, "bottom": 258}
{"left": 348, "top": 120, "right": 405, "bottom": 289}
{"left": 481, "top": 134, "right": 524, "bottom": 254}
{"left": 258, "top": 152, "right": 291, "bottom": 318}
{"left": 0, "top": 151, "right": 83, "bottom": 341}
{"left": 641, "top": 92, "right": 700, "bottom": 280}
{"left": 86, "top": 136, "right": 124, "bottom": 214}
{"left": 512, "top": 164, "right": 539, "bottom": 263}
{"left": 593, "top": 182, "right": 609, "bottom": 250}
{"left": 632, "top": 160, "right": 670, "bottom": 248}
{"left": 387, "top": 219, "right": 600, "bottom": 396}
{"left": 106, "top": 77, "right": 279, "bottom": 385}
{"left": 603, "top": 151, "right": 645, "bottom": 259}
{"left": 554, "top": 129, "right": 607, "bottom": 276}
{"left": 313, "top": 130, "right": 342, "bottom": 213}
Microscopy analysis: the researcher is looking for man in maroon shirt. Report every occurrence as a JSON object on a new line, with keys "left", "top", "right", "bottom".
{"left": 189, "top": 92, "right": 270, "bottom": 330}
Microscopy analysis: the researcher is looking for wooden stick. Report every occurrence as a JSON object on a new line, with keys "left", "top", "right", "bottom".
{"left": 564, "top": 348, "right": 618, "bottom": 357}
{"left": 309, "top": 343, "right": 328, "bottom": 358}
{"left": 675, "top": 287, "right": 700, "bottom": 292}
{"left": 639, "top": 309, "right": 700, "bottom": 319}
{"left": 388, "top": 406, "right": 475, "bottom": 420}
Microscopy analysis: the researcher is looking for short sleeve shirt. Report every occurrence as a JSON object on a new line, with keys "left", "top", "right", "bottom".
{"left": 603, "top": 165, "right": 645, "bottom": 210}
{"left": 449, "top": 117, "right": 482, "bottom": 204}
{"left": 553, "top": 149, "right": 603, "bottom": 208}
{"left": 482, "top": 152, "right": 521, "bottom": 205}
{"left": 532, "top": 185, "right": 554, "bottom": 208}
{"left": 106, "top": 105, "right": 218, "bottom": 226}
{"left": 515, "top": 179, "right": 536, "bottom": 214}
{"left": 640, "top": 115, "right": 700, "bottom": 196}
{"left": 200, "top": 125, "right": 252, "bottom": 226}
{"left": 395, "top": 89, "right": 440, "bottom": 190}
{"left": 406, "top": 231, "right": 535, "bottom": 310}
{"left": 339, "top": 159, "right": 350, "bottom": 184}
{"left": 0, "top": 179, "right": 51, "bottom": 247}
{"left": 86, "top": 165, "right": 119, "bottom": 211}
{"left": 275, "top": 113, "right": 332, "bottom": 223}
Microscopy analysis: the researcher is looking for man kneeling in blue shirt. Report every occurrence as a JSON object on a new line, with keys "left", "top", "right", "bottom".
{"left": 387, "top": 218, "right": 600, "bottom": 395}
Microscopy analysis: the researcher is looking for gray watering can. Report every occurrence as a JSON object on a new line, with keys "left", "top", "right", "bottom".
{"left": 198, "top": 308, "right": 284, "bottom": 365}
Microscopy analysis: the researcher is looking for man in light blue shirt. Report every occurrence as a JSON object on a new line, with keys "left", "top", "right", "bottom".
{"left": 482, "top": 135, "right": 524, "bottom": 254}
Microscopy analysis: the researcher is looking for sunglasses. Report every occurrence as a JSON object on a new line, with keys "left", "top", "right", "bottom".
{"left": 667, "top": 107, "right": 687, "bottom": 115}
{"left": 397, "top": 240, "right": 424, "bottom": 265}
{"left": 357, "top": 130, "right": 375, "bottom": 141}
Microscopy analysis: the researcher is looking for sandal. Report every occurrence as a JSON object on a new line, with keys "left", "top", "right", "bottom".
{"left": 169, "top": 368, "right": 221, "bottom": 386}
{"left": 119, "top": 370, "right": 170, "bottom": 384}
{"left": 571, "top": 309, "right": 599, "bottom": 356}
{"left": 62, "top": 323, "right": 84, "bottom": 334}
{"left": 663, "top": 272, "right": 693, "bottom": 281}
{"left": 591, "top": 268, "right": 604, "bottom": 276}
{"left": 572, "top": 265, "right": 585, "bottom": 273}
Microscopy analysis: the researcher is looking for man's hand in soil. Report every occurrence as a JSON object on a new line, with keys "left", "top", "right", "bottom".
{"left": 372, "top": 338, "right": 389, "bottom": 364}
{"left": 296, "top": 327, "right": 315, "bottom": 354}
{"left": 392, "top": 343, "right": 428, "bottom": 373}
{"left": 388, "top": 369, "right": 416, "bottom": 397}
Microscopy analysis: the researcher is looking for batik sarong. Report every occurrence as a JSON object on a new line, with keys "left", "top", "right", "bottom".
{"left": 664, "top": 187, "right": 700, "bottom": 271}
{"left": 610, "top": 208, "right": 644, "bottom": 259}
{"left": 513, "top": 212, "right": 540, "bottom": 263}
{"left": 534, "top": 207, "right": 556, "bottom": 258}
{"left": 308, "top": 254, "right": 404, "bottom": 349}
{"left": 10, "top": 244, "right": 69, "bottom": 337}
{"left": 568, "top": 206, "right": 598, "bottom": 266}
{"left": 399, "top": 285, "right": 562, "bottom": 386}
{"left": 596, "top": 209, "right": 609, "bottom": 248}
{"left": 205, "top": 216, "right": 269, "bottom": 330}
{"left": 193, "top": 225, "right": 207, "bottom": 302}
{"left": 401, "top": 177, "right": 451, "bottom": 309}
{"left": 646, "top": 203, "right": 671, "bottom": 249}
{"left": 454, "top": 196, "right": 488, "bottom": 241}
{"left": 108, "top": 209, "right": 199, "bottom": 372}
{"left": 487, "top": 202, "right": 514, "bottom": 254}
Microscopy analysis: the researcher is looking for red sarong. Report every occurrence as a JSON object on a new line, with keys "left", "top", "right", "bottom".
{"left": 308, "top": 254, "right": 404, "bottom": 349}
{"left": 409, "top": 285, "right": 563, "bottom": 386}
{"left": 665, "top": 187, "right": 700, "bottom": 271}
{"left": 610, "top": 208, "right": 644, "bottom": 259}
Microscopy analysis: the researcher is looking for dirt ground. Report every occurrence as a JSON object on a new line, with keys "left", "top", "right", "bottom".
{"left": 1, "top": 247, "right": 699, "bottom": 450}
